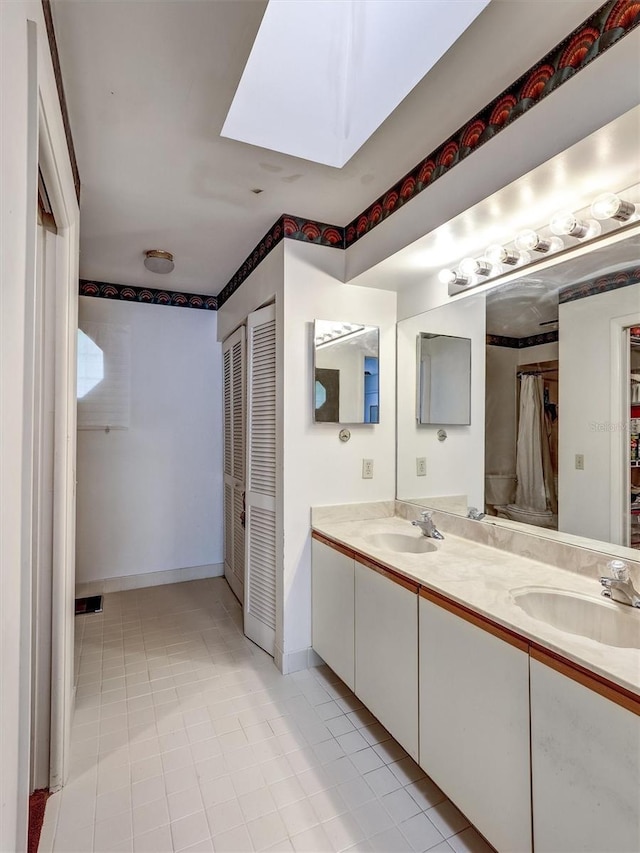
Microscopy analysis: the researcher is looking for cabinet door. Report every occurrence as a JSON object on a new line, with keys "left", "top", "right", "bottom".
{"left": 419, "top": 596, "right": 531, "bottom": 853}
{"left": 355, "top": 561, "right": 419, "bottom": 760}
{"left": 531, "top": 656, "right": 640, "bottom": 853}
{"left": 312, "top": 540, "right": 354, "bottom": 690}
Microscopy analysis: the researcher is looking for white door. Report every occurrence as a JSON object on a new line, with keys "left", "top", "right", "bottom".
{"left": 222, "top": 327, "right": 245, "bottom": 603}
{"left": 244, "top": 304, "right": 278, "bottom": 655}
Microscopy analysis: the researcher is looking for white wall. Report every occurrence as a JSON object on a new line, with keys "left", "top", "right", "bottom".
{"left": 559, "top": 284, "right": 640, "bottom": 543}
{"left": 397, "top": 294, "right": 485, "bottom": 508}
{"left": 76, "top": 297, "right": 223, "bottom": 583}
{"left": 216, "top": 241, "right": 396, "bottom": 670}
{"left": 282, "top": 240, "right": 397, "bottom": 664}
{"left": 1, "top": 3, "right": 78, "bottom": 849}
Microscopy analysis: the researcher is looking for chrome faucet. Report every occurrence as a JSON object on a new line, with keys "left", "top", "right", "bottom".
{"left": 467, "top": 507, "right": 485, "bottom": 520}
{"left": 412, "top": 510, "right": 444, "bottom": 540}
{"left": 600, "top": 561, "right": 640, "bottom": 608}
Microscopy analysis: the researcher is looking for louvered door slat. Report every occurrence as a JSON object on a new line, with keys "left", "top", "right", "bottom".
{"left": 247, "top": 506, "right": 276, "bottom": 630}
{"left": 233, "top": 487, "right": 245, "bottom": 591}
{"left": 222, "top": 327, "right": 245, "bottom": 605}
{"left": 244, "top": 304, "right": 278, "bottom": 656}
{"left": 232, "top": 339, "right": 244, "bottom": 482}
{"left": 224, "top": 482, "right": 233, "bottom": 570}
{"left": 223, "top": 349, "right": 232, "bottom": 477}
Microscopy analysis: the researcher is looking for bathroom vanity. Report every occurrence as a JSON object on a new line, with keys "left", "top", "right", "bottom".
{"left": 311, "top": 503, "right": 640, "bottom": 853}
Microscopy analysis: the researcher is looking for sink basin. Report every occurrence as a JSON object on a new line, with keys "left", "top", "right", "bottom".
{"left": 364, "top": 533, "right": 438, "bottom": 554}
{"left": 512, "top": 587, "right": 640, "bottom": 649}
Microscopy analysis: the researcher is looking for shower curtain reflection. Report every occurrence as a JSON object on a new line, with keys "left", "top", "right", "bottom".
{"left": 514, "top": 374, "right": 558, "bottom": 522}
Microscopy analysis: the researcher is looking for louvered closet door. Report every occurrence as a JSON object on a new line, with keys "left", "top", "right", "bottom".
{"left": 222, "top": 327, "right": 245, "bottom": 603}
{"left": 244, "top": 304, "right": 278, "bottom": 655}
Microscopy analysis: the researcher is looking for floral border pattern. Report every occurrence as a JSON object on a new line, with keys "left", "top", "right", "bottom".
{"left": 559, "top": 265, "right": 640, "bottom": 303}
{"left": 487, "top": 331, "right": 559, "bottom": 349}
{"left": 79, "top": 280, "right": 217, "bottom": 310}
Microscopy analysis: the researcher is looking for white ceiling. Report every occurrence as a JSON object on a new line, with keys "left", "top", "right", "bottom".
{"left": 51, "top": 0, "right": 605, "bottom": 295}
{"left": 486, "top": 229, "right": 640, "bottom": 338}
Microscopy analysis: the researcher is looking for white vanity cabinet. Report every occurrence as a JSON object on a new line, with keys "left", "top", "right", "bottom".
{"left": 354, "top": 559, "right": 419, "bottom": 760}
{"left": 311, "top": 536, "right": 355, "bottom": 691}
{"left": 419, "top": 593, "right": 532, "bottom": 853}
{"left": 530, "top": 653, "right": 640, "bottom": 853}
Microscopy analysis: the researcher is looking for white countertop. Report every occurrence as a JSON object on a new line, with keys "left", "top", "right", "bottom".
{"left": 312, "top": 514, "right": 640, "bottom": 696}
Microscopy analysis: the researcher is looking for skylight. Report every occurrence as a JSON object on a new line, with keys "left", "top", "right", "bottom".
{"left": 222, "top": 0, "right": 489, "bottom": 168}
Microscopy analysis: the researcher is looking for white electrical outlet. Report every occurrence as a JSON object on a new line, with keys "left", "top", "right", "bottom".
{"left": 362, "top": 458, "right": 374, "bottom": 479}
{"left": 575, "top": 454, "right": 585, "bottom": 470}
{"left": 416, "top": 457, "right": 427, "bottom": 477}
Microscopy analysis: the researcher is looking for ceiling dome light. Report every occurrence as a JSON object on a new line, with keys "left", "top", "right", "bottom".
{"left": 459, "top": 257, "right": 492, "bottom": 277}
{"left": 485, "top": 244, "right": 520, "bottom": 266}
{"left": 514, "top": 229, "right": 551, "bottom": 253}
{"left": 438, "top": 268, "right": 468, "bottom": 287}
{"left": 590, "top": 192, "right": 636, "bottom": 222}
{"left": 144, "top": 250, "right": 175, "bottom": 274}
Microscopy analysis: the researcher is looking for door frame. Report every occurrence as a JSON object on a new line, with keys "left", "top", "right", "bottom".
{"left": 610, "top": 312, "right": 639, "bottom": 547}
{"left": 33, "top": 41, "right": 80, "bottom": 793}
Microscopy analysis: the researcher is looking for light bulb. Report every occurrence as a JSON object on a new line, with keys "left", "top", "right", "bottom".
{"left": 550, "top": 211, "right": 589, "bottom": 238}
{"left": 438, "top": 268, "right": 468, "bottom": 287}
{"left": 514, "top": 229, "right": 551, "bottom": 253}
{"left": 591, "top": 192, "right": 636, "bottom": 222}
{"left": 459, "top": 257, "right": 492, "bottom": 277}
{"left": 438, "top": 268, "right": 456, "bottom": 285}
{"left": 486, "top": 244, "right": 519, "bottom": 265}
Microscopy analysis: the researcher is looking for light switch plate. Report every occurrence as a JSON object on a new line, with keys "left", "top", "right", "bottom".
{"left": 416, "top": 457, "right": 427, "bottom": 477}
{"left": 362, "top": 458, "right": 374, "bottom": 479}
{"left": 575, "top": 453, "right": 585, "bottom": 470}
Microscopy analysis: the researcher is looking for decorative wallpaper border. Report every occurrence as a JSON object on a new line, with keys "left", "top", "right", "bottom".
{"left": 215, "top": 215, "right": 345, "bottom": 307}
{"left": 217, "top": 0, "right": 639, "bottom": 308}
{"left": 79, "top": 280, "right": 217, "bottom": 310}
{"left": 487, "top": 331, "right": 559, "bottom": 349}
{"left": 559, "top": 265, "right": 640, "bottom": 303}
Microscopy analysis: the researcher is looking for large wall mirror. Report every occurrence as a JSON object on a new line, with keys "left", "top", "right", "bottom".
{"left": 314, "top": 320, "right": 380, "bottom": 424}
{"left": 397, "top": 230, "right": 640, "bottom": 558}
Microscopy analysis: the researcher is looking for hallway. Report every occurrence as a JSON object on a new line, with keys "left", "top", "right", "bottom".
{"left": 41, "top": 579, "right": 490, "bottom": 853}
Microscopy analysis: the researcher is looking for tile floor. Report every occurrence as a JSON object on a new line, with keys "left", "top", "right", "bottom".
{"left": 41, "top": 578, "right": 493, "bottom": 853}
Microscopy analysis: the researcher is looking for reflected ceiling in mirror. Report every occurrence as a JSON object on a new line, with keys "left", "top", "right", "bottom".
{"left": 314, "top": 320, "right": 380, "bottom": 424}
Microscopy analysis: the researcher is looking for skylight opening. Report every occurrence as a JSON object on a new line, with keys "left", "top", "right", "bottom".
{"left": 222, "top": 0, "right": 490, "bottom": 168}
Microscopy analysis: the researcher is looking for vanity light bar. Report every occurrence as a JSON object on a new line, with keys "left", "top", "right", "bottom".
{"left": 315, "top": 323, "right": 367, "bottom": 348}
{"left": 440, "top": 185, "right": 639, "bottom": 295}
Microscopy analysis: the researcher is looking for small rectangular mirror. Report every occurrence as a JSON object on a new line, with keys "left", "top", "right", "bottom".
{"left": 314, "top": 320, "right": 380, "bottom": 424}
{"left": 417, "top": 332, "right": 471, "bottom": 425}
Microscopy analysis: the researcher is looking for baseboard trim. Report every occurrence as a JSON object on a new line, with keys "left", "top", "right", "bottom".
{"left": 75, "top": 562, "right": 224, "bottom": 597}
{"left": 275, "top": 645, "right": 324, "bottom": 675}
